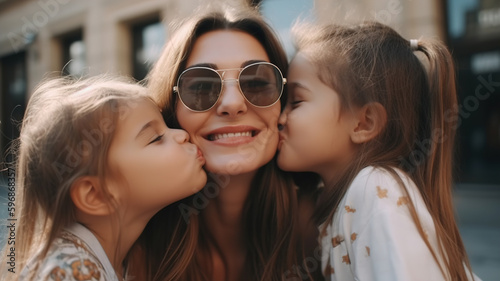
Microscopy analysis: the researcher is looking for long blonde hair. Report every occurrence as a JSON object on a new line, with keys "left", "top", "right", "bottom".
{"left": 293, "top": 21, "right": 473, "bottom": 280}
{"left": 140, "top": 4, "right": 302, "bottom": 281}
{"left": 1, "top": 75, "right": 150, "bottom": 280}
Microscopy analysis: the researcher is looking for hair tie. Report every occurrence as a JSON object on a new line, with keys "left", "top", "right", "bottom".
{"left": 410, "top": 39, "right": 419, "bottom": 51}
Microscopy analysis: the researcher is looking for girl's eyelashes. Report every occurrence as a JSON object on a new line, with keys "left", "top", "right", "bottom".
{"left": 288, "top": 89, "right": 305, "bottom": 108}
{"left": 289, "top": 97, "right": 303, "bottom": 108}
{"left": 148, "top": 134, "right": 164, "bottom": 145}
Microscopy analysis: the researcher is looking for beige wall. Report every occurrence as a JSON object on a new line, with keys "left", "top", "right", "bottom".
{"left": 0, "top": 0, "right": 445, "bottom": 96}
{"left": 1, "top": 0, "right": 183, "bottom": 94}
{"left": 315, "top": 0, "right": 444, "bottom": 39}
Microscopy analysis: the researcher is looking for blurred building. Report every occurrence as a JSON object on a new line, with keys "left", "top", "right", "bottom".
{"left": 1, "top": 0, "right": 499, "bottom": 279}
{"left": 0, "top": 0, "right": 499, "bottom": 185}
{"left": 446, "top": 0, "right": 500, "bottom": 185}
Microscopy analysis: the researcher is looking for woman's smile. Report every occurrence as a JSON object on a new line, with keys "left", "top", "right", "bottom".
{"left": 176, "top": 30, "right": 280, "bottom": 175}
{"left": 205, "top": 125, "right": 259, "bottom": 145}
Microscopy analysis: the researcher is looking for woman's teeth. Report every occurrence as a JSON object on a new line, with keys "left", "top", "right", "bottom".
{"left": 211, "top": 131, "right": 253, "bottom": 141}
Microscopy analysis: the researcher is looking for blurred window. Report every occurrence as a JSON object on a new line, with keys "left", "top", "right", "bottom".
{"left": 446, "top": 0, "right": 500, "bottom": 184}
{"left": 132, "top": 20, "right": 165, "bottom": 81}
{"left": 0, "top": 52, "right": 27, "bottom": 161}
{"left": 259, "top": 0, "right": 314, "bottom": 58}
{"left": 61, "top": 30, "right": 86, "bottom": 77}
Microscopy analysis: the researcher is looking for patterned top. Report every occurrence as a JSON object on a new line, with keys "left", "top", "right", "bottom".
{"left": 20, "top": 223, "right": 124, "bottom": 281}
{"left": 320, "top": 166, "right": 479, "bottom": 281}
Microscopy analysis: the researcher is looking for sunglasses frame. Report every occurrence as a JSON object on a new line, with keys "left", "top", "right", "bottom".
{"left": 173, "top": 61, "right": 287, "bottom": 112}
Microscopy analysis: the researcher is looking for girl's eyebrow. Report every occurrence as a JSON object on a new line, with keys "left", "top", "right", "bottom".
{"left": 289, "top": 82, "right": 309, "bottom": 91}
{"left": 135, "top": 120, "right": 159, "bottom": 140}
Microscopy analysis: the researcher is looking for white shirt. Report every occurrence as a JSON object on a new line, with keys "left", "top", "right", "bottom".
{"left": 320, "top": 166, "right": 479, "bottom": 281}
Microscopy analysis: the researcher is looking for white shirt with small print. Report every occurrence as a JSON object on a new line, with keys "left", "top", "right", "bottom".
{"left": 320, "top": 166, "right": 480, "bottom": 281}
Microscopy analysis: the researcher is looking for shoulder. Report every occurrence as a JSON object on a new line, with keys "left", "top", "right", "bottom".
{"left": 350, "top": 166, "right": 408, "bottom": 187}
{"left": 340, "top": 166, "right": 422, "bottom": 223}
{"left": 21, "top": 232, "right": 106, "bottom": 281}
{"left": 346, "top": 166, "right": 415, "bottom": 202}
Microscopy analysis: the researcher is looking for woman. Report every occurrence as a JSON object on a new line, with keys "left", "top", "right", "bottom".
{"left": 134, "top": 4, "right": 320, "bottom": 281}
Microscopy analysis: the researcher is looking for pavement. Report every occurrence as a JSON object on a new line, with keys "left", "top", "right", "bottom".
{"left": 0, "top": 174, "right": 498, "bottom": 280}
{"left": 454, "top": 183, "right": 500, "bottom": 281}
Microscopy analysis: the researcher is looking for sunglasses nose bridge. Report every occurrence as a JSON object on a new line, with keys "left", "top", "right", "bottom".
{"left": 220, "top": 78, "right": 243, "bottom": 100}
{"left": 219, "top": 69, "right": 242, "bottom": 93}
{"left": 220, "top": 68, "right": 242, "bottom": 79}
{"left": 218, "top": 72, "right": 245, "bottom": 103}
{"left": 221, "top": 78, "right": 239, "bottom": 84}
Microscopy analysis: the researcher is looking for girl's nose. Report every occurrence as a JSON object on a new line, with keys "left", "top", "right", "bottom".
{"left": 172, "top": 128, "right": 190, "bottom": 143}
{"left": 278, "top": 109, "right": 288, "bottom": 130}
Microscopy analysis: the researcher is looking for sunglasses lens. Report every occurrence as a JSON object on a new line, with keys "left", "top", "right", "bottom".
{"left": 239, "top": 64, "right": 283, "bottom": 107}
{"left": 178, "top": 68, "right": 221, "bottom": 111}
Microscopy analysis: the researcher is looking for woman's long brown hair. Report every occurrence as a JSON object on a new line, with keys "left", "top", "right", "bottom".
{"left": 137, "top": 4, "right": 302, "bottom": 281}
{"left": 293, "top": 21, "right": 473, "bottom": 280}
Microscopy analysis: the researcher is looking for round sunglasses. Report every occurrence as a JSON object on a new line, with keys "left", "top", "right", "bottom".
{"left": 173, "top": 62, "right": 286, "bottom": 112}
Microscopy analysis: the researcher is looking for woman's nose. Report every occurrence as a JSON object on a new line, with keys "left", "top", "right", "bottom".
{"left": 216, "top": 81, "right": 248, "bottom": 116}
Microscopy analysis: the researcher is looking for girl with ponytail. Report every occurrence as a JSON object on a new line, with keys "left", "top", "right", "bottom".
{"left": 277, "top": 21, "right": 480, "bottom": 281}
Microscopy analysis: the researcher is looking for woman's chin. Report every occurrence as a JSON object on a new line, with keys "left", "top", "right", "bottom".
{"left": 203, "top": 156, "right": 270, "bottom": 176}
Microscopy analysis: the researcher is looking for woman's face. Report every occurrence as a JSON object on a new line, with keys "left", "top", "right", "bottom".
{"left": 176, "top": 30, "right": 281, "bottom": 175}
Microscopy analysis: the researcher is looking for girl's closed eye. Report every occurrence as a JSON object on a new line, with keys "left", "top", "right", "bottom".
{"left": 148, "top": 134, "right": 164, "bottom": 145}
{"left": 289, "top": 93, "right": 304, "bottom": 108}
{"left": 290, "top": 98, "right": 303, "bottom": 107}
{"left": 288, "top": 84, "right": 308, "bottom": 109}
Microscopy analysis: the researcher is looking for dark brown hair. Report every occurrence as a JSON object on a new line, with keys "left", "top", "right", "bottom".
{"left": 293, "top": 21, "right": 473, "bottom": 280}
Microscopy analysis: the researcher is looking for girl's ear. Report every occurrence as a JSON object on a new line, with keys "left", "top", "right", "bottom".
{"left": 350, "top": 102, "right": 387, "bottom": 144}
{"left": 70, "top": 176, "right": 116, "bottom": 216}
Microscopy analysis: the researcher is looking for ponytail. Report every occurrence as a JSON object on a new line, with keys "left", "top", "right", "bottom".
{"left": 416, "top": 39, "right": 474, "bottom": 281}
